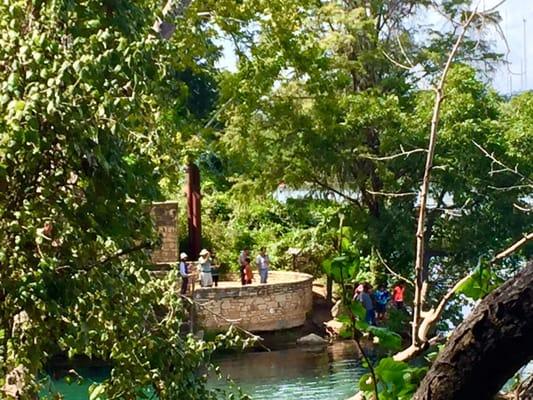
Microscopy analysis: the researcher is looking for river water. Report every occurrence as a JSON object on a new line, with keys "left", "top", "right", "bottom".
{"left": 43, "top": 342, "right": 364, "bottom": 399}
{"left": 212, "top": 341, "right": 364, "bottom": 400}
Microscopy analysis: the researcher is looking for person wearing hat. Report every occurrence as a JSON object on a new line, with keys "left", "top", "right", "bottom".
{"left": 198, "top": 249, "right": 213, "bottom": 288}
{"left": 179, "top": 252, "right": 190, "bottom": 295}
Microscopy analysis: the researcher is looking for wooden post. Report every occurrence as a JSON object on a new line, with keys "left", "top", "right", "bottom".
{"left": 186, "top": 163, "right": 201, "bottom": 259}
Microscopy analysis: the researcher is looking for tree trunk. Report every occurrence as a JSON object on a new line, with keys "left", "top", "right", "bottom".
{"left": 517, "top": 374, "right": 533, "bottom": 399}
{"left": 414, "top": 263, "right": 533, "bottom": 400}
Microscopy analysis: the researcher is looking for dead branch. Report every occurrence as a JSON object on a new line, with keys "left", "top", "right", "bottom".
{"left": 472, "top": 140, "right": 533, "bottom": 186}
{"left": 396, "top": 34, "right": 415, "bottom": 68}
{"left": 492, "top": 232, "right": 533, "bottom": 263}
{"left": 382, "top": 50, "right": 412, "bottom": 70}
{"left": 396, "top": 230, "right": 533, "bottom": 360}
{"left": 375, "top": 249, "right": 414, "bottom": 287}
{"left": 482, "top": 0, "right": 506, "bottom": 14}
{"left": 513, "top": 203, "right": 532, "bottom": 213}
{"left": 411, "top": 5, "right": 480, "bottom": 349}
{"left": 417, "top": 273, "right": 472, "bottom": 343}
{"left": 488, "top": 184, "right": 533, "bottom": 192}
{"left": 366, "top": 190, "right": 417, "bottom": 197}
{"left": 311, "top": 177, "right": 363, "bottom": 207}
{"left": 413, "top": 262, "right": 532, "bottom": 400}
{"left": 204, "top": 97, "right": 234, "bottom": 129}
{"left": 360, "top": 146, "right": 427, "bottom": 161}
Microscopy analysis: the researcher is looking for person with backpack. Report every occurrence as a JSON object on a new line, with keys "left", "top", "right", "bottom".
{"left": 374, "top": 284, "right": 391, "bottom": 322}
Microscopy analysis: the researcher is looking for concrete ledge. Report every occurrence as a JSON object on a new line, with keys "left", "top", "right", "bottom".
{"left": 193, "top": 271, "right": 313, "bottom": 332}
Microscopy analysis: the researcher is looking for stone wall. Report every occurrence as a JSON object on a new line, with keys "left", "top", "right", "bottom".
{"left": 193, "top": 271, "right": 313, "bottom": 332}
{"left": 149, "top": 201, "right": 178, "bottom": 266}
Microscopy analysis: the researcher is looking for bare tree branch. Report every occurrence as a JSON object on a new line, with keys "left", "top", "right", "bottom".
{"left": 204, "top": 97, "right": 234, "bottom": 129}
{"left": 488, "top": 184, "right": 533, "bottom": 191}
{"left": 382, "top": 50, "right": 412, "bottom": 70}
{"left": 397, "top": 230, "right": 533, "bottom": 360}
{"left": 482, "top": 0, "right": 507, "bottom": 14}
{"left": 375, "top": 249, "right": 414, "bottom": 287}
{"left": 366, "top": 190, "right": 417, "bottom": 197}
{"left": 492, "top": 232, "right": 533, "bottom": 262}
{"left": 411, "top": 4, "right": 480, "bottom": 349}
{"left": 311, "top": 177, "right": 363, "bottom": 207}
{"left": 359, "top": 146, "right": 427, "bottom": 161}
{"left": 513, "top": 203, "right": 532, "bottom": 213}
{"left": 472, "top": 140, "right": 533, "bottom": 186}
{"left": 396, "top": 34, "right": 416, "bottom": 68}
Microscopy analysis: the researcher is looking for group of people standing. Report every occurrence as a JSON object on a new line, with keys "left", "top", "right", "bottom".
{"left": 354, "top": 281, "right": 406, "bottom": 326}
{"left": 238, "top": 247, "right": 269, "bottom": 285}
{"left": 178, "top": 247, "right": 271, "bottom": 294}
{"left": 179, "top": 249, "right": 219, "bottom": 294}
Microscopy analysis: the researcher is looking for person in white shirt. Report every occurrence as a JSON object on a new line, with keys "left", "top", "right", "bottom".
{"left": 198, "top": 249, "right": 213, "bottom": 287}
{"left": 179, "top": 252, "right": 190, "bottom": 295}
{"left": 255, "top": 247, "right": 269, "bottom": 284}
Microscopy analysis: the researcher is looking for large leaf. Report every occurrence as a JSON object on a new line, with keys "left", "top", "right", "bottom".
{"left": 375, "top": 357, "right": 408, "bottom": 386}
{"left": 349, "top": 300, "right": 367, "bottom": 321}
{"left": 327, "top": 256, "right": 357, "bottom": 283}
{"left": 89, "top": 384, "right": 105, "bottom": 400}
{"left": 367, "top": 326, "right": 402, "bottom": 350}
{"left": 358, "top": 357, "right": 427, "bottom": 400}
{"left": 456, "top": 264, "right": 503, "bottom": 300}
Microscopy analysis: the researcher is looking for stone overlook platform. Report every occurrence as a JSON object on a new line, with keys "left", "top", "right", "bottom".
{"left": 192, "top": 271, "right": 313, "bottom": 332}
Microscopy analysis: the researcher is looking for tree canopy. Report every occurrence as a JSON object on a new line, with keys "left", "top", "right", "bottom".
{"left": 1, "top": 0, "right": 532, "bottom": 399}
{"left": 0, "top": 0, "right": 240, "bottom": 398}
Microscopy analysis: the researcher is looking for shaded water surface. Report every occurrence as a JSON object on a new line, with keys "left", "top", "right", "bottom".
{"left": 44, "top": 342, "right": 364, "bottom": 399}
{"left": 213, "top": 341, "right": 364, "bottom": 400}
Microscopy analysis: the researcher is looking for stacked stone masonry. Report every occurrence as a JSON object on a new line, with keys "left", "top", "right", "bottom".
{"left": 193, "top": 271, "right": 313, "bottom": 332}
{"left": 149, "top": 201, "right": 178, "bottom": 265}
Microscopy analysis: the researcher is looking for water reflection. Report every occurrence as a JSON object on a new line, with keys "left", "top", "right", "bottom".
{"left": 212, "top": 341, "right": 365, "bottom": 400}
{"left": 43, "top": 342, "right": 366, "bottom": 400}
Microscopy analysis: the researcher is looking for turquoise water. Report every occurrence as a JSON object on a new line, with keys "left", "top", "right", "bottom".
{"left": 213, "top": 342, "right": 364, "bottom": 399}
{"left": 43, "top": 342, "right": 364, "bottom": 399}
{"left": 41, "top": 367, "right": 110, "bottom": 399}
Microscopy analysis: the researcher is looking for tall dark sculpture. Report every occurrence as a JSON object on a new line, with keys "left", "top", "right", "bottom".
{"left": 186, "top": 163, "right": 201, "bottom": 259}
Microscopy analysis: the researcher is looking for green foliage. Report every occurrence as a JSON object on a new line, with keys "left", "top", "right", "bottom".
{"left": 359, "top": 358, "right": 427, "bottom": 400}
{"left": 321, "top": 226, "right": 374, "bottom": 284}
{"left": 218, "top": 0, "right": 532, "bottom": 327}
{"left": 0, "top": 1, "right": 249, "bottom": 398}
{"left": 386, "top": 308, "right": 411, "bottom": 337}
{"left": 324, "top": 248, "right": 403, "bottom": 351}
{"left": 2, "top": 0, "right": 530, "bottom": 398}
{"left": 456, "top": 260, "right": 505, "bottom": 300}
{"left": 366, "top": 326, "right": 402, "bottom": 351}
{"left": 197, "top": 193, "right": 341, "bottom": 274}
{"left": 349, "top": 299, "right": 368, "bottom": 322}
{"left": 323, "top": 256, "right": 354, "bottom": 285}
